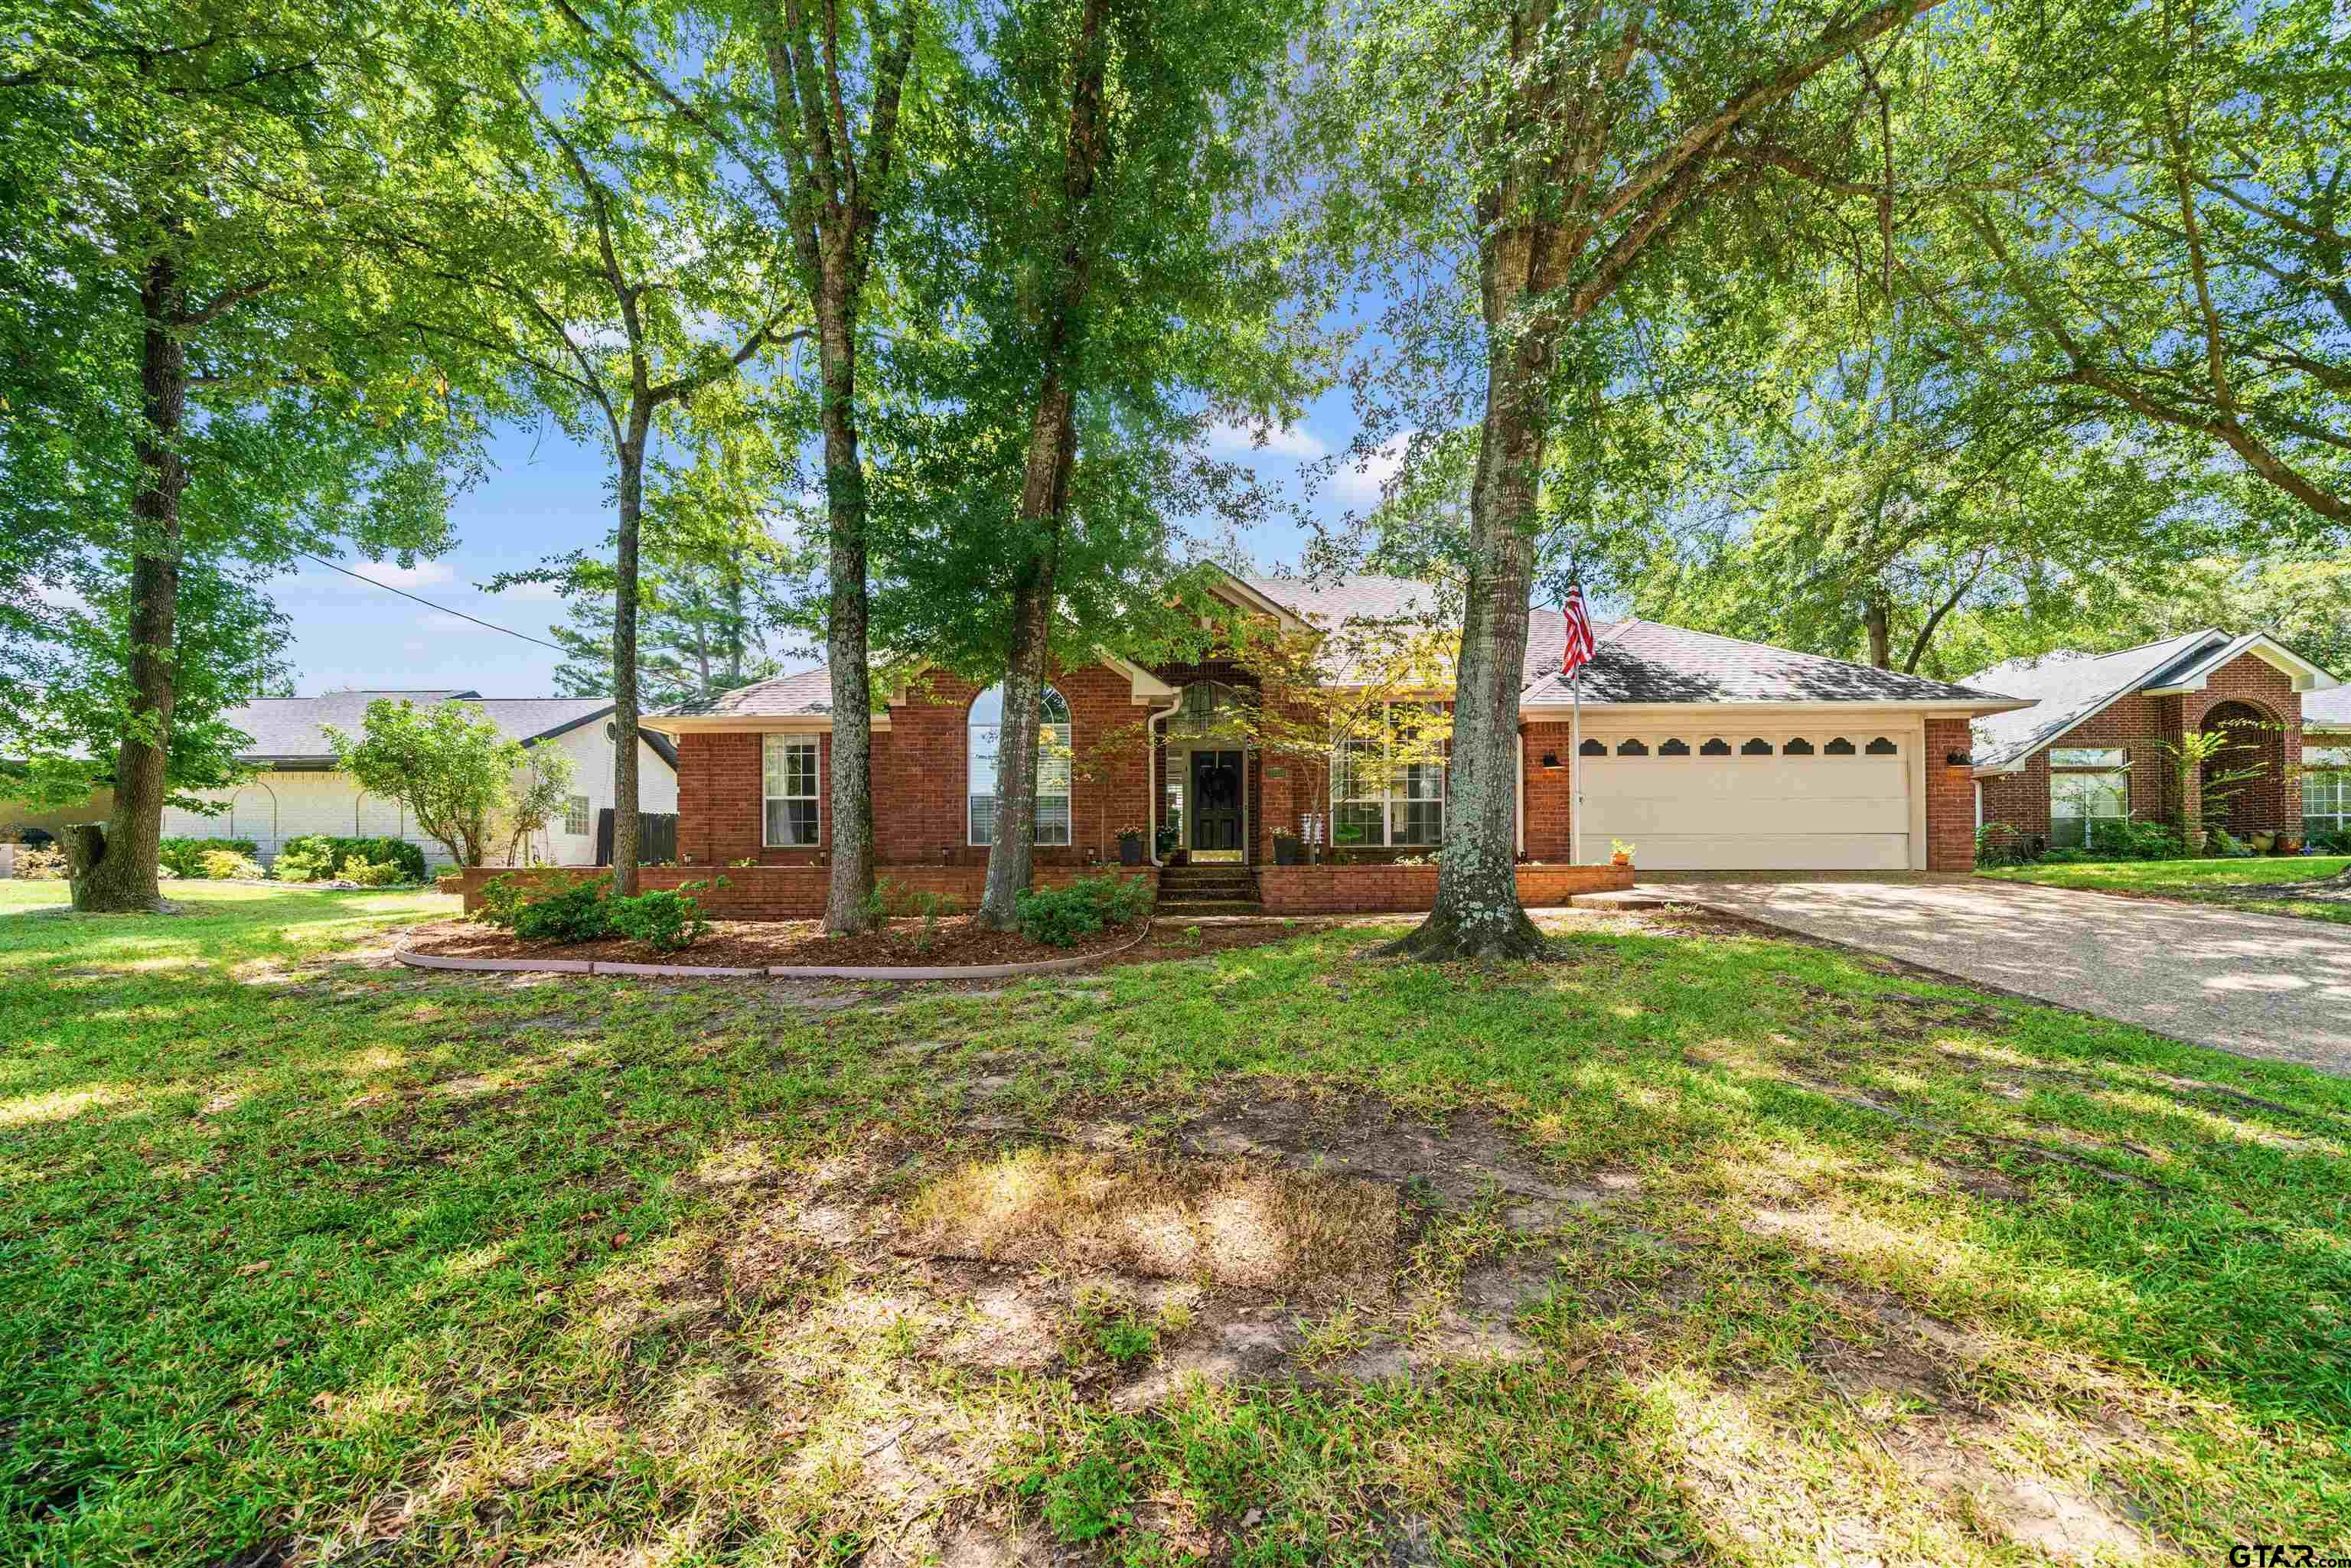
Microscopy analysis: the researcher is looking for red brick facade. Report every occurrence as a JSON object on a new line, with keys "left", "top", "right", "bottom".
{"left": 1257, "top": 863, "right": 1630, "bottom": 914}
{"left": 1925, "top": 717, "right": 1977, "bottom": 872}
{"left": 455, "top": 863, "right": 1156, "bottom": 920}
{"left": 1977, "top": 650, "right": 2302, "bottom": 846}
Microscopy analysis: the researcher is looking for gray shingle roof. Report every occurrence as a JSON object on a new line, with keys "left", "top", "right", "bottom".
{"left": 1518, "top": 619, "right": 2012, "bottom": 708}
{"left": 218, "top": 691, "right": 673, "bottom": 768}
{"left": 657, "top": 666, "right": 834, "bottom": 719}
{"left": 1959, "top": 631, "right": 2222, "bottom": 769}
{"left": 2303, "top": 684, "right": 2351, "bottom": 732}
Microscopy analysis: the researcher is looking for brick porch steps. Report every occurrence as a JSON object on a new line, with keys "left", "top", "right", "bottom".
{"left": 1156, "top": 864, "right": 1264, "bottom": 918}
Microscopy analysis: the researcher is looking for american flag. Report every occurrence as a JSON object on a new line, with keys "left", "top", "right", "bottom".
{"left": 1560, "top": 584, "right": 1598, "bottom": 680}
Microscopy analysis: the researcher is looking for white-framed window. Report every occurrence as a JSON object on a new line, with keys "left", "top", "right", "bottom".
{"left": 562, "top": 794, "right": 592, "bottom": 836}
{"left": 969, "top": 685, "right": 1071, "bottom": 847}
{"left": 2049, "top": 747, "right": 2128, "bottom": 849}
{"left": 2304, "top": 745, "right": 2351, "bottom": 841}
{"left": 763, "top": 735, "right": 820, "bottom": 846}
{"left": 1332, "top": 705, "right": 1446, "bottom": 848}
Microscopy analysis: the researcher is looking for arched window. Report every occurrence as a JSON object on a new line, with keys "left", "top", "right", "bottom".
{"left": 1616, "top": 738, "right": 1649, "bottom": 756}
{"left": 1824, "top": 737, "right": 1857, "bottom": 756}
{"left": 1865, "top": 736, "right": 1898, "bottom": 756}
{"left": 969, "top": 684, "right": 1073, "bottom": 846}
{"left": 1782, "top": 737, "right": 1815, "bottom": 755}
{"left": 1658, "top": 738, "right": 1691, "bottom": 757}
{"left": 1579, "top": 738, "right": 1607, "bottom": 757}
{"left": 1700, "top": 738, "right": 1731, "bottom": 756}
{"left": 1740, "top": 737, "right": 1774, "bottom": 756}
{"left": 1169, "top": 680, "right": 1248, "bottom": 740}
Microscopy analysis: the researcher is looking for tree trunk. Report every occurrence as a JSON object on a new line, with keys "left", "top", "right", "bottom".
{"left": 816, "top": 290, "right": 879, "bottom": 933}
{"left": 1864, "top": 597, "right": 1893, "bottom": 669}
{"left": 610, "top": 404, "right": 651, "bottom": 896}
{"left": 1387, "top": 280, "right": 1550, "bottom": 961}
{"left": 977, "top": 0, "right": 1108, "bottom": 929}
{"left": 80, "top": 253, "right": 189, "bottom": 914}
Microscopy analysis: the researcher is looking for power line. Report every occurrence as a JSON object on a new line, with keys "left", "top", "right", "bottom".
{"left": 302, "top": 553, "right": 569, "bottom": 654}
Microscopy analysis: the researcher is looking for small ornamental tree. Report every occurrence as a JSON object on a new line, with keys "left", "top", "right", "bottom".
{"left": 1229, "top": 606, "right": 1458, "bottom": 854}
{"left": 326, "top": 699, "right": 573, "bottom": 869}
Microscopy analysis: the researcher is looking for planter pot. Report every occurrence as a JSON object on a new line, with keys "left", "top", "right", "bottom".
{"left": 1118, "top": 836, "right": 1144, "bottom": 867}
{"left": 1273, "top": 839, "right": 1303, "bottom": 866}
{"left": 1610, "top": 853, "right": 1633, "bottom": 869}
{"left": 2276, "top": 835, "right": 2304, "bottom": 856}
{"left": 1167, "top": 849, "right": 1189, "bottom": 868}
{"left": 2186, "top": 829, "right": 2209, "bottom": 854}
{"left": 2251, "top": 832, "right": 2278, "bottom": 854}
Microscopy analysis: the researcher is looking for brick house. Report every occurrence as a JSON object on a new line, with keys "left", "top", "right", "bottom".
{"left": 628, "top": 572, "right": 2026, "bottom": 915}
{"left": 1965, "top": 631, "right": 2343, "bottom": 850}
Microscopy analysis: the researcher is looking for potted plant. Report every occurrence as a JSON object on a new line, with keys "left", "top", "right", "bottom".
{"left": 1609, "top": 838, "right": 1636, "bottom": 869}
{"left": 2278, "top": 831, "right": 2305, "bottom": 855}
{"left": 1273, "top": 832, "right": 1304, "bottom": 866}
{"left": 1117, "top": 826, "right": 1146, "bottom": 866}
{"left": 2250, "top": 828, "right": 2278, "bottom": 855}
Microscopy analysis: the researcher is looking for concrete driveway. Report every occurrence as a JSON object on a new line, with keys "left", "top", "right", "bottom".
{"left": 1655, "top": 875, "right": 2351, "bottom": 1075}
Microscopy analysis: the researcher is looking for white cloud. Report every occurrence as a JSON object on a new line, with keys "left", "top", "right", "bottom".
{"left": 1205, "top": 419, "right": 1328, "bottom": 461}
{"left": 1334, "top": 430, "right": 1417, "bottom": 507}
{"left": 350, "top": 559, "right": 455, "bottom": 590}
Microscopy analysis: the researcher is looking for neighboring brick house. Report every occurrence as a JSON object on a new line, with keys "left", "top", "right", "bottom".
{"left": 641, "top": 571, "right": 2024, "bottom": 906}
{"left": 1965, "top": 631, "right": 2342, "bottom": 850}
{"left": 161, "top": 690, "right": 680, "bottom": 868}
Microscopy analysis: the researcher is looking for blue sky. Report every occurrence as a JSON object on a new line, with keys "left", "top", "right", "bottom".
{"left": 277, "top": 383, "right": 1401, "bottom": 697}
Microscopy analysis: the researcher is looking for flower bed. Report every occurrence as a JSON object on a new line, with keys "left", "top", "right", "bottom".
{"left": 407, "top": 912, "right": 1151, "bottom": 970}
{"left": 1257, "top": 862, "right": 1632, "bottom": 914}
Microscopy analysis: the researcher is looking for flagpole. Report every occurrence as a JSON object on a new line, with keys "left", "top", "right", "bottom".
{"left": 1570, "top": 667, "right": 1583, "bottom": 866}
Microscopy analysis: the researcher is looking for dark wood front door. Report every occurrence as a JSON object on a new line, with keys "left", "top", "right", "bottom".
{"left": 1189, "top": 750, "right": 1244, "bottom": 852}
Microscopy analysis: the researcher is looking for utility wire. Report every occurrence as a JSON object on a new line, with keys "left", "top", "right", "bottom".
{"left": 302, "top": 553, "right": 569, "bottom": 653}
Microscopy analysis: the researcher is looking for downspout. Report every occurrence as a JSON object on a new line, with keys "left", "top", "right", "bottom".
{"left": 1515, "top": 731, "right": 1525, "bottom": 857}
{"left": 1145, "top": 696, "right": 1179, "bottom": 866}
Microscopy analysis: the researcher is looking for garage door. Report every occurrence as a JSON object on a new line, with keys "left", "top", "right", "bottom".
{"left": 1576, "top": 732, "right": 1913, "bottom": 870}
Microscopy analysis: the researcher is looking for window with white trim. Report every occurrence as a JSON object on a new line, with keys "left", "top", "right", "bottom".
{"left": 2304, "top": 745, "right": 2351, "bottom": 841}
{"left": 763, "top": 735, "right": 820, "bottom": 846}
{"left": 2049, "top": 747, "right": 2128, "bottom": 849}
{"left": 968, "top": 685, "right": 1072, "bottom": 846}
{"left": 562, "top": 794, "right": 592, "bottom": 836}
{"left": 1332, "top": 705, "right": 1446, "bottom": 847}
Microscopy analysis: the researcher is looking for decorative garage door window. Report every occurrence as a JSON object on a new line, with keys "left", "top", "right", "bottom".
{"left": 2049, "top": 747, "right": 2128, "bottom": 849}
{"left": 969, "top": 685, "right": 1072, "bottom": 847}
{"left": 2304, "top": 745, "right": 2351, "bottom": 842}
{"left": 762, "top": 736, "right": 820, "bottom": 846}
{"left": 1584, "top": 735, "right": 1892, "bottom": 758}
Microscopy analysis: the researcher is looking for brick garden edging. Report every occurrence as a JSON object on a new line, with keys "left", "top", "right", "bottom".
{"left": 1255, "top": 862, "right": 1633, "bottom": 914}
{"left": 394, "top": 918, "right": 1158, "bottom": 982}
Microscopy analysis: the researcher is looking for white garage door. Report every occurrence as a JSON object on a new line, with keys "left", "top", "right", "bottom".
{"left": 1577, "top": 733, "right": 1913, "bottom": 870}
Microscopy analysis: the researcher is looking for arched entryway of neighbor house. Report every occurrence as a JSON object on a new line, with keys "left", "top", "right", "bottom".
{"left": 1156, "top": 680, "right": 1253, "bottom": 864}
{"left": 2196, "top": 699, "right": 2290, "bottom": 836}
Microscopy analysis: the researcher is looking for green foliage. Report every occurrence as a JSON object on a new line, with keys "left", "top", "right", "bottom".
{"left": 272, "top": 835, "right": 429, "bottom": 885}
{"left": 327, "top": 700, "right": 554, "bottom": 869}
{"left": 1012, "top": 874, "right": 1153, "bottom": 948}
{"left": 158, "top": 839, "right": 260, "bottom": 879}
{"left": 863, "top": 879, "right": 963, "bottom": 922}
{"left": 337, "top": 856, "right": 406, "bottom": 888}
{"left": 197, "top": 849, "right": 264, "bottom": 881}
{"left": 2087, "top": 819, "right": 2186, "bottom": 861}
{"left": 473, "top": 873, "right": 714, "bottom": 952}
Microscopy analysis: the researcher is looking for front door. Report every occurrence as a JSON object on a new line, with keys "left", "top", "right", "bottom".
{"left": 1189, "top": 750, "right": 1244, "bottom": 853}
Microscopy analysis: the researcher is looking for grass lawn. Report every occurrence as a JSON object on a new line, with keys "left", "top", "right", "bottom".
{"left": 1981, "top": 853, "right": 2351, "bottom": 924}
{"left": 5, "top": 880, "right": 2349, "bottom": 1565}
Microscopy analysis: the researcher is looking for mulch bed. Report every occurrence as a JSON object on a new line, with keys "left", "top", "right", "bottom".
{"left": 407, "top": 913, "right": 1151, "bottom": 969}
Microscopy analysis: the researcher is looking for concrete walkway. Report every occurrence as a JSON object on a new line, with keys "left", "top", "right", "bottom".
{"left": 1655, "top": 875, "right": 2351, "bottom": 1075}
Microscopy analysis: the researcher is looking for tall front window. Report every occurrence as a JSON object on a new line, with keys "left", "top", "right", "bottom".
{"left": 2305, "top": 745, "right": 2351, "bottom": 842}
{"left": 763, "top": 735, "right": 820, "bottom": 846}
{"left": 2049, "top": 747, "right": 2128, "bottom": 849}
{"left": 969, "top": 685, "right": 1072, "bottom": 846}
{"left": 1332, "top": 705, "right": 1446, "bottom": 848}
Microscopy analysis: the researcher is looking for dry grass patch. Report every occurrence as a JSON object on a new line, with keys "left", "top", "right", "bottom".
{"left": 901, "top": 1147, "right": 1400, "bottom": 1299}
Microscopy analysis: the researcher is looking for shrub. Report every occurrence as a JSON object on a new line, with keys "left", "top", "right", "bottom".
{"left": 2086, "top": 818, "right": 2183, "bottom": 860}
{"left": 605, "top": 885, "right": 712, "bottom": 952}
{"left": 1012, "top": 873, "right": 1153, "bottom": 948}
{"left": 339, "top": 854, "right": 406, "bottom": 887}
{"left": 158, "top": 837, "right": 259, "bottom": 879}
{"left": 198, "top": 848, "right": 264, "bottom": 879}
{"left": 2314, "top": 830, "right": 2351, "bottom": 855}
{"left": 1974, "top": 822, "right": 2030, "bottom": 867}
{"left": 863, "top": 877, "right": 962, "bottom": 921}
{"left": 275, "top": 834, "right": 429, "bottom": 885}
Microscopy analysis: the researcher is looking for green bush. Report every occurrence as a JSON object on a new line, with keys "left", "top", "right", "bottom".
{"left": 339, "top": 854, "right": 406, "bottom": 887}
{"left": 863, "top": 877, "right": 962, "bottom": 922}
{"left": 605, "top": 886, "right": 713, "bottom": 952}
{"left": 1012, "top": 873, "right": 1153, "bottom": 948}
{"left": 2314, "top": 830, "right": 2351, "bottom": 855}
{"left": 2086, "top": 818, "right": 2183, "bottom": 860}
{"left": 197, "top": 848, "right": 264, "bottom": 880}
{"left": 272, "top": 834, "right": 429, "bottom": 885}
{"left": 474, "top": 874, "right": 718, "bottom": 951}
{"left": 158, "top": 838, "right": 258, "bottom": 878}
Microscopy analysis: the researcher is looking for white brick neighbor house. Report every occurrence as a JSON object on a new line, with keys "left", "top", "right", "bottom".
{"left": 161, "top": 690, "right": 679, "bottom": 869}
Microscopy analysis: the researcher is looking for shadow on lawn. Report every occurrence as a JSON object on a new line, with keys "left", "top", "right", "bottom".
{"left": 2, "top": 911, "right": 2345, "bottom": 1565}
